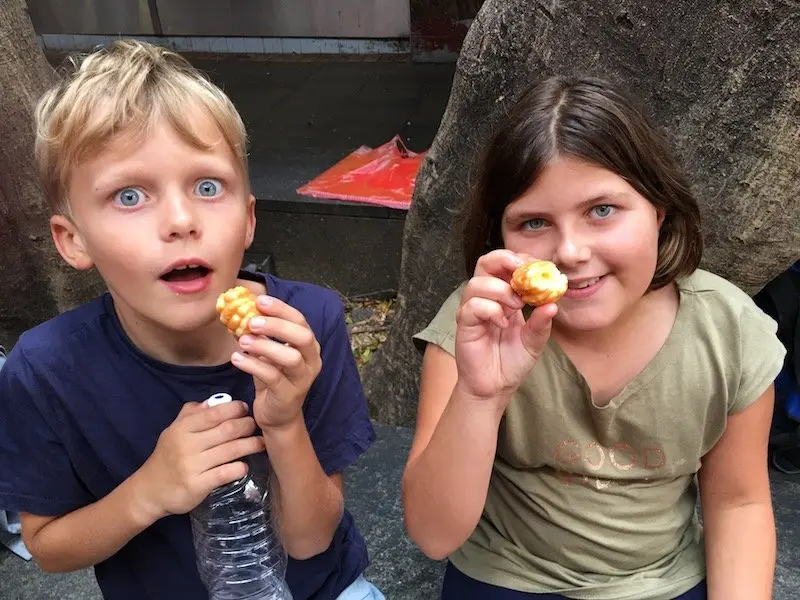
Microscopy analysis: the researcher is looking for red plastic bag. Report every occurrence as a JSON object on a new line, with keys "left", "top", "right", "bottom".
{"left": 296, "top": 135, "right": 425, "bottom": 210}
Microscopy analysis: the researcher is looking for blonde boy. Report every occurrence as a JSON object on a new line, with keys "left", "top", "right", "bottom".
{"left": 0, "top": 40, "right": 383, "bottom": 600}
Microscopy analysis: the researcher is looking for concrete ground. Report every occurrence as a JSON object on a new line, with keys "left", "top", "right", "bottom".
{"left": 2, "top": 424, "right": 800, "bottom": 599}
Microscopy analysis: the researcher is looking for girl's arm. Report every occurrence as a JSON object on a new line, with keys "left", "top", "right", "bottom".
{"left": 401, "top": 344, "right": 508, "bottom": 560}
{"left": 698, "top": 385, "right": 776, "bottom": 600}
{"left": 402, "top": 250, "right": 556, "bottom": 560}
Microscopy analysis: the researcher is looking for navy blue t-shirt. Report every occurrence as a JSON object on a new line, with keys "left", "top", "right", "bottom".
{"left": 0, "top": 271, "right": 375, "bottom": 600}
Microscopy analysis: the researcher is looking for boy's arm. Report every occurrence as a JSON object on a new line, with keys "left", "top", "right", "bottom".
{"left": 20, "top": 400, "right": 265, "bottom": 572}
{"left": 263, "top": 420, "right": 344, "bottom": 560}
{"left": 231, "top": 293, "right": 374, "bottom": 560}
{"left": 21, "top": 470, "right": 161, "bottom": 572}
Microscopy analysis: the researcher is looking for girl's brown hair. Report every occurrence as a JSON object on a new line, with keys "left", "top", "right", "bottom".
{"left": 461, "top": 75, "right": 702, "bottom": 290}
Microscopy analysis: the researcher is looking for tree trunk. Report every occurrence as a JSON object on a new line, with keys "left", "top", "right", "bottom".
{"left": 363, "top": 0, "right": 800, "bottom": 426}
{"left": 0, "top": 0, "right": 105, "bottom": 350}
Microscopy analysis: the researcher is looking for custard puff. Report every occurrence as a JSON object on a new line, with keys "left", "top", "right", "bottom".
{"left": 510, "top": 260, "right": 568, "bottom": 306}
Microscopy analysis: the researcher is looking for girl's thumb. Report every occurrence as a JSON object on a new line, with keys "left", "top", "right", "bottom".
{"left": 520, "top": 303, "right": 557, "bottom": 358}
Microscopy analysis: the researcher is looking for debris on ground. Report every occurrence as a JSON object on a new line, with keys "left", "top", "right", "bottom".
{"left": 342, "top": 296, "right": 395, "bottom": 372}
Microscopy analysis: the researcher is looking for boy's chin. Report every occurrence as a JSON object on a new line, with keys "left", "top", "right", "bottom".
{"left": 161, "top": 309, "right": 223, "bottom": 333}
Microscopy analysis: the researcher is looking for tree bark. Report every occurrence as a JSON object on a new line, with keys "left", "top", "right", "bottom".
{"left": 0, "top": 0, "right": 104, "bottom": 350}
{"left": 363, "top": 0, "right": 800, "bottom": 426}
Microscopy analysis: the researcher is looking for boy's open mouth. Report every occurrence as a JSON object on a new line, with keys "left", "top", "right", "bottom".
{"left": 160, "top": 265, "right": 211, "bottom": 282}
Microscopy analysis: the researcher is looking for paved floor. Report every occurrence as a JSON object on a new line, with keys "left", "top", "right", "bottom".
{"left": 2, "top": 424, "right": 800, "bottom": 600}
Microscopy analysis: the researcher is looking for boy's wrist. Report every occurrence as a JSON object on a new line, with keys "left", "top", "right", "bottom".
{"left": 124, "top": 469, "right": 165, "bottom": 529}
{"left": 260, "top": 415, "right": 307, "bottom": 450}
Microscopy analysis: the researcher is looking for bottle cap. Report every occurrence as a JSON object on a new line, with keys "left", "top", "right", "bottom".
{"left": 206, "top": 392, "right": 233, "bottom": 407}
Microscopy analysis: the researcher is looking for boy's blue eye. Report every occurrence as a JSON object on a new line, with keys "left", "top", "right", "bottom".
{"left": 114, "top": 187, "right": 144, "bottom": 207}
{"left": 195, "top": 178, "right": 222, "bottom": 198}
{"left": 591, "top": 205, "right": 614, "bottom": 218}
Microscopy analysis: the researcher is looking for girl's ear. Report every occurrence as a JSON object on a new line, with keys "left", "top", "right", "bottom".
{"left": 656, "top": 207, "right": 666, "bottom": 228}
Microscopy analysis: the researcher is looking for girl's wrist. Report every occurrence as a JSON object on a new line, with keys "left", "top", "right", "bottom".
{"left": 452, "top": 380, "right": 511, "bottom": 420}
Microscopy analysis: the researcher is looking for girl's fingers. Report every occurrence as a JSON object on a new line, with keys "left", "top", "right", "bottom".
{"left": 457, "top": 296, "right": 509, "bottom": 330}
{"left": 474, "top": 249, "right": 527, "bottom": 279}
{"left": 462, "top": 275, "right": 525, "bottom": 312}
{"left": 520, "top": 303, "right": 558, "bottom": 357}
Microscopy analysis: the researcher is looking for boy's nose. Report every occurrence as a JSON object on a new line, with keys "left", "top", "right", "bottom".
{"left": 161, "top": 194, "right": 200, "bottom": 240}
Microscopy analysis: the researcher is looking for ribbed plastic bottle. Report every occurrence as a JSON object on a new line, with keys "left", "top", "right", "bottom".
{"left": 190, "top": 393, "right": 293, "bottom": 600}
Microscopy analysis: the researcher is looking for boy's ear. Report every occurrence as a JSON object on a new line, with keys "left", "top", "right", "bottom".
{"left": 244, "top": 193, "right": 256, "bottom": 249}
{"left": 656, "top": 207, "right": 666, "bottom": 228}
{"left": 50, "top": 215, "right": 94, "bottom": 271}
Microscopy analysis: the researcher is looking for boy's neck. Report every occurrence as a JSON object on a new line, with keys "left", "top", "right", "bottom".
{"left": 110, "top": 276, "right": 267, "bottom": 367}
{"left": 115, "top": 305, "right": 238, "bottom": 367}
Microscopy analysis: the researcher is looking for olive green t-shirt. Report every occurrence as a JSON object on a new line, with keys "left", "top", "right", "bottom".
{"left": 413, "top": 269, "right": 786, "bottom": 600}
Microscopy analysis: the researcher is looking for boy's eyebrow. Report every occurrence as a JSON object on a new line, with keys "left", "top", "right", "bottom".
{"left": 505, "top": 192, "right": 630, "bottom": 220}
{"left": 92, "top": 160, "right": 238, "bottom": 192}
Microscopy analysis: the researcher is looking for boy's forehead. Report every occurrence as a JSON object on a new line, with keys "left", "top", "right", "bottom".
{"left": 98, "top": 113, "right": 231, "bottom": 161}
{"left": 69, "top": 115, "right": 240, "bottom": 192}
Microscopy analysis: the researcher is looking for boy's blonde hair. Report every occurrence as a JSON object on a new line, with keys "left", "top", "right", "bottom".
{"left": 35, "top": 39, "right": 249, "bottom": 215}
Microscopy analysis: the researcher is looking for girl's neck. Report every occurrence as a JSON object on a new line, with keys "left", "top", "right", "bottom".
{"left": 552, "top": 283, "right": 679, "bottom": 355}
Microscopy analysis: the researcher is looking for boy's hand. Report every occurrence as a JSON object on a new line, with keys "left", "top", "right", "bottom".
{"left": 135, "top": 400, "right": 265, "bottom": 522}
{"left": 231, "top": 295, "right": 322, "bottom": 432}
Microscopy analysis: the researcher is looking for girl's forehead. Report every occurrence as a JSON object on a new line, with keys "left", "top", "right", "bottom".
{"left": 506, "top": 159, "right": 634, "bottom": 210}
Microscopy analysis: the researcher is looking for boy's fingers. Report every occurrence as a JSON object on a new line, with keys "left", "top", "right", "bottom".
{"left": 199, "top": 436, "right": 265, "bottom": 473}
{"left": 199, "top": 461, "right": 250, "bottom": 492}
{"left": 255, "top": 295, "right": 308, "bottom": 327}
{"left": 183, "top": 400, "right": 249, "bottom": 433}
{"left": 178, "top": 401, "right": 204, "bottom": 417}
{"left": 198, "top": 416, "right": 259, "bottom": 451}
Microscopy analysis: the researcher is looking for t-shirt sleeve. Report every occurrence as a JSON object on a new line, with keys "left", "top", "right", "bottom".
{"left": 411, "top": 282, "right": 466, "bottom": 357}
{"left": 302, "top": 297, "right": 375, "bottom": 476}
{"left": 729, "top": 301, "right": 788, "bottom": 414}
{"left": 0, "top": 346, "right": 93, "bottom": 516}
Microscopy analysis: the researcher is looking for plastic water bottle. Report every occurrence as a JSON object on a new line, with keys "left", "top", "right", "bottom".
{"left": 190, "top": 393, "right": 293, "bottom": 600}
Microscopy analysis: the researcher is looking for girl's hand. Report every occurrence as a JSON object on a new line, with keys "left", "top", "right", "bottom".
{"left": 455, "top": 250, "right": 557, "bottom": 404}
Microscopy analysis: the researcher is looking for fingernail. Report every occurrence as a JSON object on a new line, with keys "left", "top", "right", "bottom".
{"left": 258, "top": 295, "right": 273, "bottom": 307}
{"left": 231, "top": 352, "right": 245, "bottom": 363}
{"left": 239, "top": 335, "right": 253, "bottom": 347}
{"left": 250, "top": 317, "right": 266, "bottom": 329}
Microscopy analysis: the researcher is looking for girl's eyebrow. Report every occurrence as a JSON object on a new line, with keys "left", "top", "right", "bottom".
{"left": 504, "top": 192, "right": 630, "bottom": 221}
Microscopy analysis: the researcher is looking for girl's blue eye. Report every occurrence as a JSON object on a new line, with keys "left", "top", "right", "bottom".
{"left": 114, "top": 187, "right": 144, "bottom": 207}
{"left": 195, "top": 179, "right": 223, "bottom": 198}
{"left": 523, "top": 218, "right": 548, "bottom": 230}
{"left": 591, "top": 205, "right": 614, "bottom": 218}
